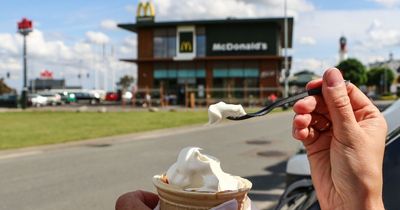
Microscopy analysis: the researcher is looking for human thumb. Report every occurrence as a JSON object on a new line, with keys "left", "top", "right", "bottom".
{"left": 322, "top": 68, "right": 357, "bottom": 134}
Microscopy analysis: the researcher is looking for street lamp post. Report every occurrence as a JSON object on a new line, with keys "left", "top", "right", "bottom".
{"left": 283, "top": 0, "right": 289, "bottom": 99}
{"left": 18, "top": 18, "right": 33, "bottom": 109}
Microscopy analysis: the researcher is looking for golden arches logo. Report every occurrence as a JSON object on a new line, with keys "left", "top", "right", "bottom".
{"left": 180, "top": 41, "right": 192, "bottom": 52}
{"left": 137, "top": 2, "right": 155, "bottom": 17}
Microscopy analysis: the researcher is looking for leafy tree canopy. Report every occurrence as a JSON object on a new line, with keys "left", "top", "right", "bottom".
{"left": 0, "top": 78, "right": 14, "bottom": 94}
{"left": 336, "top": 58, "right": 367, "bottom": 86}
{"left": 367, "top": 67, "right": 395, "bottom": 94}
{"left": 117, "top": 75, "right": 134, "bottom": 91}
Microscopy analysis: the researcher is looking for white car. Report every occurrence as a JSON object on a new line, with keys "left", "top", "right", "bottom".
{"left": 38, "top": 92, "right": 62, "bottom": 106}
{"left": 28, "top": 94, "right": 48, "bottom": 107}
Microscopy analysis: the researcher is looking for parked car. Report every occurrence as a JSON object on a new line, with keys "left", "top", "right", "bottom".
{"left": 105, "top": 92, "right": 120, "bottom": 101}
{"left": 73, "top": 92, "right": 100, "bottom": 104}
{"left": 57, "top": 92, "right": 76, "bottom": 104}
{"left": 0, "top": 93, "right": 18, "bottom": 108}
{"left": 38, "top": 92, "right": 62, "bottom": 106}
{"left": 122, "top": 91, "right": 133, "bottom": 100}
{"left": 28, "top": 94, "right": 47, "bottom": 107}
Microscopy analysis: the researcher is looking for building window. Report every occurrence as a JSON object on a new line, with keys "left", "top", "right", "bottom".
{"left": 212, "top": 62, "right": 260, "bottom": 99}
{"left": 212, "top": 62, "right": 259, "bottom": 78}
{"left": 154, "top": 70, "right": 167, "bottom": 79}
{"left": 154, "top": 28, "right": 176, "bottom": 58}
{"left": 196, "top": 27, "right": 206, "bottom": 57}
{"left": 244, "top": 62, "right": 259, "bottom": 78}
{"left": 153, "top": 63, "right": 205, "bottom": 79}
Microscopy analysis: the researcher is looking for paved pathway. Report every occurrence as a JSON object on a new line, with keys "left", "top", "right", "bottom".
{"left": 0, "top": 111, "right": 298, "bottom": 210}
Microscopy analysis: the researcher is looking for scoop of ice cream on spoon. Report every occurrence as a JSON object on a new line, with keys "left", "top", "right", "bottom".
{"left": 208, "top": 102, "right": 246, "bottom": 125}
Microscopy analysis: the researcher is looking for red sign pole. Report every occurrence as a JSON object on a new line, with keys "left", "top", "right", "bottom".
{"left": 17, "top": 18, "right": 33, "bottom": 109}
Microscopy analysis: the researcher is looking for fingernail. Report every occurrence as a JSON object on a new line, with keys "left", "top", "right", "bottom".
{"left": 324, "top": 68, "right": 344, "bottom": 87}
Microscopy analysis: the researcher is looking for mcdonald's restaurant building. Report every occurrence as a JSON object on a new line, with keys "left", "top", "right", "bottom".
{"left": 118, "top": 3, "right": 293, "bottom": 105}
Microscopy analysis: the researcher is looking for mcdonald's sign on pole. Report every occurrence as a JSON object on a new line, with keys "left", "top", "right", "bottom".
{"left": 136, "top": 1, "right": 155, "bottom": 22}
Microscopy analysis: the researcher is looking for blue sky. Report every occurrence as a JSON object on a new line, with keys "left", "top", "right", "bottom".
{"left": 0, "top": 0, "right": 132, "bottom": 42}
{"left": 1, "top": 0, "right": 400, "bottom": 91}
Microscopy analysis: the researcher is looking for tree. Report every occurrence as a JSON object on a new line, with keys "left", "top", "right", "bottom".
{"left": 0, "top": 78, "right": 14, "bottom": 94}
{"left": 367, "top": 67, "right": 395, "bottom": 94}
{"left": 117, "top": 75, "right": 134, "bottom": 91}
{"left": 336, "top": 58, "right": 367, "bottom": 86}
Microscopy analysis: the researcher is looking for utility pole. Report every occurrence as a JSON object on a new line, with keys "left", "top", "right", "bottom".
{"left": 283, "top": 0, "right": 289, "bottom": 99}
{"left": 17, "top": 18, "right": 33, "bottom": 109}
{"left": 103, "top": 43, "right": 108, "bottom": 91}
{"left": 385, "top": 52, "right": 393, "bottom": 94}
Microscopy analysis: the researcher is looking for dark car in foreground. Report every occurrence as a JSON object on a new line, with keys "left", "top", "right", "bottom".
{"left": 73, "top": 92, "right": 100, "bottom": 104}
{"left": 0, "top": 93, "right": 18, "bottom": 108}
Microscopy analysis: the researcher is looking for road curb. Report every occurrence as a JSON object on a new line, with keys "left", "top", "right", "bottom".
{"left": 0, "top": 111, "right": 292, "bottom": 158}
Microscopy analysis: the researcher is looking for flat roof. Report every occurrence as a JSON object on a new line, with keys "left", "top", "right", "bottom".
{"left": 118, "top": 17, "right": 294, "bottom": 48}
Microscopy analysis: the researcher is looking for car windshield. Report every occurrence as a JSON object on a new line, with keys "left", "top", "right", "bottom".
{"left": 383, "top": 100, "right": 400, "bottom": 134}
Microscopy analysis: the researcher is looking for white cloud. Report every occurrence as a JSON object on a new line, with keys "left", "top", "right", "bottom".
{"left": 366, "top": 55, "right": 386, "bottom": 63}
{"left": 0, "top": 34, "right": 19, "bottom": 55}
{"left": 295, "top": 58, "right": 322, "bottom": 71}
{"left": 298, "top": 36, "right": 316, "bottom": 45}
{"left": 85, "top": 31, "right": 110, "bottom": 44}
{"left": 148, "top": 0, "right": 314, "bottom": 20}
{"left": 365, "top": 19, "right": 400, "bottom": 47}
{"left": 100, "top": 19, "right": 117, "bottom": 30}
{"left": 123, "top": 36, "right": 136, "bottom": 48}
{"left": 0, "top": 57, "right": 21, "bottom": 72}
{"left": 0, "top": 29, "right": 135, "bottom": 91}
{"left": 371, "top": 0, "right": 400, "bottom": 7}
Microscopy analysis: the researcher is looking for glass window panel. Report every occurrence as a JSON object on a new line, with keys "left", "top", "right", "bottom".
{"left": 245, "top": 78, "right": 259, "bottom": 87}
{"left": 167, "top": 36, "right": 176, "bottom": 57}
{"left": 229, "top": 69, "right": 244, "bottom": 77}
{"left": 168, "top": 70, "right": 177, "bottom": 78}
{"left": 154, "top": 70, "right": 167, "bottom": 79}
{"left": 177, "top": 70, "right": 196, "bottom": 78}
{"left": 196, "top": 35, "right": 206, "bottom": 57}
{"left": 213, "top": 69, "right": 228, "bottom": 78}
{"left": 196, "top": 69, "right": 205, "bottom": 78}
{"left": 177, "top": 70, "right": 187, "bottom": 78}
{"left": 244, "top": 69, "right": 259, "bottom": 78}
{"left": 153, "top": 36, "right": 167, "bottom": 58}
{"left": 154, "top": 28, "right": 176, "bottom": 58}
{"left": 186, "top": 70, "right": 196, "bottom": 78}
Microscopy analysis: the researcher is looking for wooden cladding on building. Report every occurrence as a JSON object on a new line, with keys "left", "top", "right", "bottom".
{"left": 138, "top": 28, "right": 153, "bottom": 58}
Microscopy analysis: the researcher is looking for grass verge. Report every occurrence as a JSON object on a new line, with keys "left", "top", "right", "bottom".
{"left": 0, "top": 111, "right": 208, "bottom": 150}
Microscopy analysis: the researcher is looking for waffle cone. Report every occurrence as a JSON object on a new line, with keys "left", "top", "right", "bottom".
{"left": 153, "top": 175, "right": 252, "bottom": 210}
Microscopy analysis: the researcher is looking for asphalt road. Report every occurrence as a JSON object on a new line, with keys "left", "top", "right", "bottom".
{"left": 0, "top": 111, "right": 299, "bottom": 210}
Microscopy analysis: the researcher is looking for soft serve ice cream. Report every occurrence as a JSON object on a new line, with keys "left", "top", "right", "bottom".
{"left": 153, "top": 147, "right": 253, "bottom": 210}
{"left": 208, "top": 102, "right": 246, "bottom": 124}
{"left": 165, "top": 147, "right": 243, "bottom": 192}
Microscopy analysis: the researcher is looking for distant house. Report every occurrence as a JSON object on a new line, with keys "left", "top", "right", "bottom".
{"left": 29, "top": 79, "right": 65, "bottom": 92}
{"left": 369, "top": 59, "right": 400, "bottom": 94}
{"left": 288, "top": 70, "right": 321, "bottom": 95}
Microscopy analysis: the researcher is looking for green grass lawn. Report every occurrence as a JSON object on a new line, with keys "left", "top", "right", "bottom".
{"left": 0, "top": 111, "right": 208, "bottom": 150}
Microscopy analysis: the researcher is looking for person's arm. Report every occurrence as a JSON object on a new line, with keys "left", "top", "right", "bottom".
{"left": 115, "top": 190, "right": 159, "bottom": 210}
{"left": 292, "top": 68, "right": 386, "bottom": 210}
